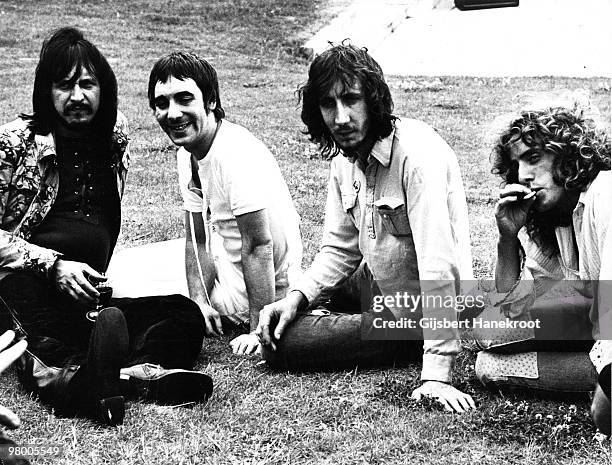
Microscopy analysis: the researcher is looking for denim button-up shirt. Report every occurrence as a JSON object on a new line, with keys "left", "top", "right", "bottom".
{"left": 295, "top": 119, "right": 473, "bottom": 383}
{"left": 0, "top": 113, "right": 130, "bottom": 276}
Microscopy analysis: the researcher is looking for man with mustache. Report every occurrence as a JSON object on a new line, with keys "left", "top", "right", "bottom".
{"left": 0, "top": 27, "right": 211, "bottom": 427}
{"left": 257, "top": 44, "right": 476, "bottom": 413}
{"left": 474, "top": 104, "right": 611, "bottom": 404}
{"left": 148, "top": 52, "right": 302, "bottom": 356}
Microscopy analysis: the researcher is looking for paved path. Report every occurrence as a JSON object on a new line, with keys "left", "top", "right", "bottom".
{"left": 304, "top": 0, "right": 611, "bottom": 77}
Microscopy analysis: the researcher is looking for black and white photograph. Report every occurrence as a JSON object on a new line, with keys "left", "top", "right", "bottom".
{"left": 0, "top": 0, "right": 610, "bottom": 463}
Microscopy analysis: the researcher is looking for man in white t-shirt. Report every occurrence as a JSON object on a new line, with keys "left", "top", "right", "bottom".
{"left": 148, "top": 52, "right": 302, "bottom": 355}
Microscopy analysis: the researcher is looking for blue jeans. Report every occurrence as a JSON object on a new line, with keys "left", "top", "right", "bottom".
{"left": 263, "top": 264, "right": 422, "bottom": 371}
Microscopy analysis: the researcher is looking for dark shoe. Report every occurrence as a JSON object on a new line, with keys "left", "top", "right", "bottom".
{"left": 97, "top": 395, "right": 125, "bottom": 427}
{"left": 120, "top": 363, "right": 213, "bottom": 405}
{"left": 87, "top": 307, "right": 129, "bottom": 426}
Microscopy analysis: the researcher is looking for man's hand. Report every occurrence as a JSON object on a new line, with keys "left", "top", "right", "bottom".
{"left": 495, "top": 183, "right": 537, "bottom": 239}
{"left": 52, "top": 259, "right": 104, "bottom": 305}
{"left": 229, "top": 333, "right": 261, "bottom": 356}
{"left": 200, "top": 303, "right": 224, "bottom": 337}
{"left": 255, "top": 291, "right": 303, "bottom": 350}
{"left": 0, "top": 330, "right": 27, "bottom": 429}
{"left": 411, "top": 380, "right": 476, "bottom": 414}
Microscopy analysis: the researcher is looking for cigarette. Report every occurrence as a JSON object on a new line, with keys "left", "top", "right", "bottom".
{"left": 523, "top": 191, "right": 536, "bottom": 200}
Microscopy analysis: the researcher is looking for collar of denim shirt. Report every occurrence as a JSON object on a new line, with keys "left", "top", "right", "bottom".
{"left": 368, "top": 125, "right": 396, "bottom": 168}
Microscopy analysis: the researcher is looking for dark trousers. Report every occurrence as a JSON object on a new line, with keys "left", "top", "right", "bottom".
{"left": 263, "top": 264, "right": 422, "bottom": 371}
{"left": 0, "top": 270, "right": 205, "bottom": 416}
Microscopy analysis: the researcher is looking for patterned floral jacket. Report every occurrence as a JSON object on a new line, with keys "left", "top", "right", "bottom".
{"left": 0, "top": 112, "right": 130, "bottom": 276}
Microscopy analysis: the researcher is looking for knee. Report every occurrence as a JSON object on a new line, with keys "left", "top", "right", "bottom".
{"left": 97, "top": 306, "right": 124, "bottom": 320}
{"left": 157, "top": 295, "right": 205, "bottom": 332}
{"left": 95, "top": 307, "right": 128, "bottom": 333}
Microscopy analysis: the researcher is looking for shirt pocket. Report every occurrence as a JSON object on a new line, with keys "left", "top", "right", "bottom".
{"left": 375, "top": 199, "right": 411, "bottom": 237}
{"left": 340, "top": 190, "right": 360, "bottom": 224}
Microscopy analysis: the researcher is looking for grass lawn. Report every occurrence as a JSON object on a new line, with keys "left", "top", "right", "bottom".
{"left": 0, "top": 0, "right": 611, "bottom": 463}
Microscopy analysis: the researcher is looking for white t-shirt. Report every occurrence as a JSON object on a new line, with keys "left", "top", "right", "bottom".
{"left": 176, "top": 120, "right": 302, "bottom": 322}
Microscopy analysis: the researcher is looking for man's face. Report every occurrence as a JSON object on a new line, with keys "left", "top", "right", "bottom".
{"left": 51, "top": 67, "right": 100, "bottom": 128}
{"left": 509, "top": 138, "right": 569, "bottom": 212}
{"left": 152, "top": 76, "right": 216, "bottom": 153}
{"left": 319, "top": 79, "right": 371, "bottom": 154}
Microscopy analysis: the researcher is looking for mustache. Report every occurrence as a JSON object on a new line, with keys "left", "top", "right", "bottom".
{"left": 64, "top": 103, "right": 93, "bottom": 114}
{"left": 333, "top": 122, "right": 356, "bottom": 130}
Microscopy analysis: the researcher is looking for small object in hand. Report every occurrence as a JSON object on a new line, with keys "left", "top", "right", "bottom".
{"left": 96, "top": 285, "right": 113, "bottom": 309}
{"left": 87, "top": 284, "right": 113, "bottom": 322}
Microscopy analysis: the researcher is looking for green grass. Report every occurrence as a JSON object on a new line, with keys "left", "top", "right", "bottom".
{"left": 0, "top": 1, "right": 611, "bottom": 463}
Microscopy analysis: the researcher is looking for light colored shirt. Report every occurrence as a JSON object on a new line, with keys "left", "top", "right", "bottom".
{"left": 492, "top": 170, "right": 612, "bottom": 371}
{"left": 177, "top": 119, "right": 302, "bottom": 322}
{"left": 294, "top": 118, "right": 473, "bottom": 383}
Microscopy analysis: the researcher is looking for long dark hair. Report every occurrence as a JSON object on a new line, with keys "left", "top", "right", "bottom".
{"left": 22, "top": 27, "right": 118, "bottom": 147}
{"left": 491, "top": 106, "right": 611, "bottom": 255}
{"left": 298, "top": 42, "right": 397, "bottom": 158}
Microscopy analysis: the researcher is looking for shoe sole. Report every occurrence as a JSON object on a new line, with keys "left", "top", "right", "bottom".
{"left": 134, "top": 371, "right": 213, "bottom": 406}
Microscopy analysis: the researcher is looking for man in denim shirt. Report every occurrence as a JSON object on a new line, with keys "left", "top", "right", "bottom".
{"left": 257, "top": 44, "right": 475, "bottom": 413}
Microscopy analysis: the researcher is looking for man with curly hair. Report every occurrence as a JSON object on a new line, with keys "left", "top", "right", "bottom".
{"left": 257, "top": 43, "right": 476, "bottom": 413}
{"left": 476, "top": 104, "right": 612, "bottom": 396}
{"left": 0, "top": 27, "right": 212, "bottom": 427}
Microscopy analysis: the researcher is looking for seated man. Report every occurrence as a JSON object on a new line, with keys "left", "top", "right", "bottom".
{"left": 475, "top": 103, "right": 611, "bottom": 395}
{"left": 0, "top": 28, "right": 212, "bottom": 427}
{"left": 257, "top": 44, "right": 476, "bottom": 413}
{"left": 148, "top": 52, "right": 302, "bottom": 355}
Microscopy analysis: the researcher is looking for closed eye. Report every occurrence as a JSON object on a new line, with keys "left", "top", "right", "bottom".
{"left": 178, "top": 95, "right": 194, "bottom": 104}
{"left": 175, "top": 92, "right": 195, "bottom": 104}
{"left": 154, "top": 97, "right": 169, "bottom": 109}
